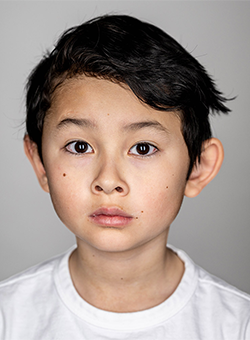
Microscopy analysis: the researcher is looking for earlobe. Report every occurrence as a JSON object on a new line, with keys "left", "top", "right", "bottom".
{"left": 185, "top": 138, "right": 224, "bottom": 198}
{"left": 23, "top": 135, "right": 49, "bottom": 193}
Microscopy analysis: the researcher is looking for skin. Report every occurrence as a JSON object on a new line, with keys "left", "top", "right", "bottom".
{"left": 25, "top": 76, "right": 224, "bottom": 312}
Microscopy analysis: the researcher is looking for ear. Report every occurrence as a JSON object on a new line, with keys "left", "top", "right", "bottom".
{"left": 185, "top": 138, "right": 224, "bottom": 198}
{"left": 23, "top": 135, "right": 49, "bottom": 193}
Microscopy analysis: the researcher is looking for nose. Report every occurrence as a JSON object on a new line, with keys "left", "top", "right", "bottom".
{"left": 91, "top": 159, "right": 129, "bottom": 196}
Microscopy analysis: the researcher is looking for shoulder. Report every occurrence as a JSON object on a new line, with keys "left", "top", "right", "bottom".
{"left": 197, "top": 265, "right": 250, "bottom": 306}
{"left": 173, "top": 246, "right": 250, "bottom": 338}
{"left": 174, "top": 245, "right": 250, "bottom": 308}
{"left": 0, "top": 248, "right": 75, "bottom": 339}
{"left": 1, "top": 254, "right": 56, "bottom": 287}
{"left": 195, "top": 263, "right": 250, "bottom": 338}
{"left": 195, "top": 267, "right": 250, "bottom": 339}
{"left": 0, "top": 249, "right": 71, "bottom": 304}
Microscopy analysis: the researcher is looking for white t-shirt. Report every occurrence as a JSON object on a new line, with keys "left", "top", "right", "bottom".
{"left": 0, "top": 246, "right": 249, "bottom": 340}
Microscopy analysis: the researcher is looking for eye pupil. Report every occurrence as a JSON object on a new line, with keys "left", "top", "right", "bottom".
{"left": 75, "top": 142, "right": 87, "bottom": 153}
{"left": 136, "top": 143, "right": 150, "bottom": 155}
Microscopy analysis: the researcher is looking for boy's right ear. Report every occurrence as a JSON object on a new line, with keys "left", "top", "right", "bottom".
{"left": 23, "top": 135, "right": 49, "bottom": 193}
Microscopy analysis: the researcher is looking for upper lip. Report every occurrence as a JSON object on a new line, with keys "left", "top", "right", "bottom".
{"left": 90, "top": 207, "right": 133, "bottom": 218}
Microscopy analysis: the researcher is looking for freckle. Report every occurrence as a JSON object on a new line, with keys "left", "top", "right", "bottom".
{"left": 63, "top": 173, "right": 66, "bottom": 177}
{"left": 141, "top": 211, "right": 144, "bottom": 213}
{"left": 166, "top": 186, "right": 168, "bottom": 189}
{"left": 135, "top": 217, "right": 138, "bottom": 219}
{"left": 92, "top": 255, "right": 95, "bottom": 257}
{"left": 121, "top": 278, "right": 123, "bottom": 280}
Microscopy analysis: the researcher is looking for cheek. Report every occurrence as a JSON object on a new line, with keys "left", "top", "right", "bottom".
{"left": 137, "top": 169, "right": 187, "bottom": 220}
{"left": 45, "top": 168, "right": 89, "bottom": 223}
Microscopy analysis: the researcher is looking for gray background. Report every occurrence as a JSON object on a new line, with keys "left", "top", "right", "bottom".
{"left": 0, "top": 1, "right": 249, "bottom": 294}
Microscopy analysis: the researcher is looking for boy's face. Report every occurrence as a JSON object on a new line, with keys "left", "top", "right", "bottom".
{"left": 39, "top": 77, "right": 190, "bottom": 253}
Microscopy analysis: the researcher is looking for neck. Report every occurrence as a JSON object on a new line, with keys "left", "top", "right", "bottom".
{"left": 69, "top": 236, "right": 184, "bottom": 313}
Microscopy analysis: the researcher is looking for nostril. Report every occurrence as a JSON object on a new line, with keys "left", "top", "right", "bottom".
{"left": 115, "top": 186, "right": 123, "bottom": 193}
{"left": 93, "top": 185, "right": 124, "bottom": 193}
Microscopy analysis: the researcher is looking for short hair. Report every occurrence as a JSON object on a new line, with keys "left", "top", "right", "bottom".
{"left": 25, "top": 14, "right": 230, "bottom": 176}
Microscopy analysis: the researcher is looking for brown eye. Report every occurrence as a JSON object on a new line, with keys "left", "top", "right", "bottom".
{"left": 129, "top": 142, "right": 158, "bottom": 156}
{"left": 136, "top": 143, "right": 150, "bottom": 155}
{"left": 65, "top": 141, "right": 93, "bottom": 154}
{"left": 74, "top": 142, "right": 88, "bottom": 153}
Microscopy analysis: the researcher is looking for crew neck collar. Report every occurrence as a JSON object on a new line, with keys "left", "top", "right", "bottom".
{"left": 54, "top": 245, "right": 198, "bottom": 331}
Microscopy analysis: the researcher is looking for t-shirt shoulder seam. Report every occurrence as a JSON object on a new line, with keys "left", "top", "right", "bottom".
{"left": 0, "top": 266, "right": 52, "bottom": 288}
{"left": 199, "top": 277, "right": 250, "bottom": 301}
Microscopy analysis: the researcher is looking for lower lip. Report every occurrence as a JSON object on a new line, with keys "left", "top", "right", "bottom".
{"left": 90, "top": 214, "right": 133, "bottom": 227}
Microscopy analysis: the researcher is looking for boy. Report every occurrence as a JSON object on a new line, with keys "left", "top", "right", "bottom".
{"left": 0, "top": 14, "right": 249, "bottom": 339}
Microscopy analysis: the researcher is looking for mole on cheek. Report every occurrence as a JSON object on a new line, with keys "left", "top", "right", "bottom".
{"left": 63, "top": 173, "right": 66, "bottom": 177}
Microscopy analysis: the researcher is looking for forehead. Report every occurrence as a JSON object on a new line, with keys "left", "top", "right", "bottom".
{"left": 44, "top": 76, "right": 181, "bottom": 133}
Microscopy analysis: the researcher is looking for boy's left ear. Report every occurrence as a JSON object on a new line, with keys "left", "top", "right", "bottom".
{"left": 185, "top": 138, "right": 224, "bottom": 198}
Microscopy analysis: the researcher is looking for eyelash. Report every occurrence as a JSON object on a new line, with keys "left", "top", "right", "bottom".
{"left": 65, "top": 140, "right": 93, "bottom": 155}
{"left": 64, "top": 141, "right": 159, "bottom": 157}
{"left": 129, "top": 142, "right": 158, "bottom": 157}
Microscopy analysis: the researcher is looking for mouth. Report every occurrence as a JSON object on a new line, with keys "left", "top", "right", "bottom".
{"left": 89, "top": 207, "right": 133, "bottom": 227}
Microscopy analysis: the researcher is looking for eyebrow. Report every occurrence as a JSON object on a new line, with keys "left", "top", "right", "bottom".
{"left": 123, "top": 120, "right": 170, "bottom": 134}
{"left": 56, "top": 117, "right": 169, "bottom": 135}
{"left": 56, "top": 118, "right": 96, "bottom": 130}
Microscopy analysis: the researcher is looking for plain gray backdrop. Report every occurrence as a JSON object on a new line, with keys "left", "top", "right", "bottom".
{"left": 0, "top": 1, "right": 249, "bottom": 294}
